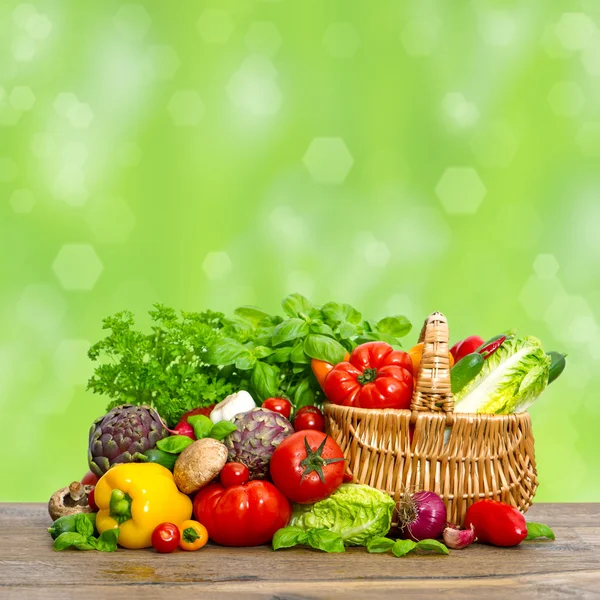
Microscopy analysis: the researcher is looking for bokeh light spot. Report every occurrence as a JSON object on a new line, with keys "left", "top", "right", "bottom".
{"left": 547, "top": 81, "right": 585, "bottom": 117}
{"left": 202, "top": 252, "right": 233, "bottom": 280}
{"left": 323, "top": 23, "right": 360, "bottom": 58}
{"left": 52, "top": 244, "right": 103, "bottom": 291}
{"left": 113, "top": 4, "right": 152, "bottom": 41}
{"left": 555, "top": 13, "right": 596, "bottom": 51}
{"left": 146, "top": 44, "right": 180, "bottom": 80}
{"left": 442, "top": 92, "right": 479, "bottom": 128}
{"left": 17, "top": 284, "right": 67, "bottom": 334}
{"left": 10, "top": 189, "right": 35, "bottom": 214}
{"left": 303, "top": 137, "right": 354, "bottom": 184}
{"left": 245, "top": 22, "right": 282, "bottom": 58}
{"left": 533, "top": 254, "right": 560, "bottom": 279}
{"left": 576, "top": 121, "right": 600, "bottom": 156}
{"left": 196, "top": 9, "right": 234, "bottom": 44}
{"left": 167, "top": 90, "right": 205, "bottom": 126}
{"left": 401, "top": 19, "right": 440, "bottom": 56}
{"left": 435, "top": 167, "right": 486, "bottom": 214}
{"left": 9, "top": 86, "right": 35, "bottom": 112}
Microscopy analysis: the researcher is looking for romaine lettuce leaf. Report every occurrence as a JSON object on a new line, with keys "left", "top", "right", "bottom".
{"left": 454, "top": 336, "right": 551, "bottom": 414}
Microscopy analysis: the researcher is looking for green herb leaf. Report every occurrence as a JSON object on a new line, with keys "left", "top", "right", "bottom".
{"left": 206, "top": 338, "right": 248, "bottom": 366}
{"left": 309, "top": 322, "right": 335, "bottom": 337}
{"left": 74, "top": 513, "right": 94, "bottom": 538}
{"left": 93, "top": 528, "right": 120, "bottom": 552}
{"left": 157, "top": 435, "right": 194, "bottom": 454}
{"left": 307, "top": 529, "right": 345, "bottom": 553}
{"left": 53, "top": 532, "right": 89, "bottom": 551}
{"left": 270, "top": 347, "right": 292, "bottom": 363}
{"left": 293, "top": 377, "right": 315, "bottom": 409}
{"left": 210, "top": 420, "right": 237, "bottom": 441}
{"left": 272, "top": 526, "right": 303, "bottom": 550}
{"left": 526, "top": 522, "right": 555, "bottom": 540}
{"left": 415, "top": 539, "right": 449, "bottom": 554}
{"left": 251, "top": 361, "right": 280, "bottom": 401}
{"left": 337, "top": 322, "right": 358, "bottom": 340}
{"left": 235, "top": 351, "right": 257, "bottom": 370}
{"left": 234, "top": 306, "right": 271, "bottom": 327}
{"left": 366, "top": 537, "right": 396, "bottom": 553}
{"left": 253, "top": 346, "right": 273, "bottom": 359}
{"left": 370, "top": 332, "right": 402, "bottom": 347}
{"left": 290, "top": 341, "right": 310, "bottom": 364}
{"left": 322, "top": 302, "right": 362, "bottom": 326}
{"left": 272, "top": 318, "right": 310, "bottom": 346}
{"left": 391, "top": 539, "right": 417, "bottom": 557}
{"left": 188, "top": 415, "right": 214, "bottom": 440}
{"left": 281, "top": 293, "right": 313, "bottom": 319}
{"left": 303, "top": 334, "right": 347, "bottom": 364}
{"left": 376, "top": 316, "right": 412, "bottom": 338}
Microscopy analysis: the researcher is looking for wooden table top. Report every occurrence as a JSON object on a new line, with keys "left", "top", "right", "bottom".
{"left": 1, "top": 502, "right": 599, "bottom": 599}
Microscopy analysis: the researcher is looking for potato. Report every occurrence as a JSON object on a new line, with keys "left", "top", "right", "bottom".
{"left": 174, "top": 438, "right": 228, "bottom": 494}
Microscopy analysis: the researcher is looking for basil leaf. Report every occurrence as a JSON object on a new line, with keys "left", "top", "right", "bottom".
{"left": 188, "top": 415, "right": 213, "bottom": 440}
{"left": 307, "top": 529, "right": 345, "bottom": 553}
{"left": 206, "top": 338, "right": 247, "bottom": 366}
{"left": 526, "top": 522, "right": 555, "bottom": 540}
{"left": 337, "top": 322, "right": 358, "bottom": 340}
{"left": 415, "top": 539, "right": 449, "bottom": 554}
{"left": 281, "top": 293, "right": 313, "bottom": 319}
{"left": 293, "top": 377, "right": 315, "bottom": 409}
{"left": 272, "top": 318, "right": 309, "bottom": 346}
{"left": 370, "top": 332, "right": 403, "bottom": 347}
{"left": 235, "top": 351, "right": 257, "bottom": 370}
{"left": 270, "top": 347, "right": 292, "bottom": 363}
{"left": 322, "top": 302, "right": 362, "bottom": 326}
{"left": 303, "top": 334, "right": 347, "bottom": 364}
{"left": 309, "top": 321, "right": 335, "bottom": 336}
{"left": 251, "top": 361, "right": 280, "bottom": 401}
{"left": 210, "top": 420, "right": 237, "bottom": 441}
{"left": 253, "top": 346, "right": 273, "bottom": 359}
{"left": 74, "top": 513, "right": 94, "bottom": 538}
{"left": 376, "top": 316, "right": 412, "bottom": 338}
{"left": 93, "top": 528, "right": 120, "bottom": 552}
{"left": 391, "top": 539, "right": 417, "bottom": 557}
{"left": 234, "top": 306, "right": 271, "bottom": 327}
{"left": 74, "top": 539, "right": 96, "bottom": 551}
{"left": 366, "top": 537, "right": 396, "bottom": 553}
{"left": 272, "top": 526, "right": 303, "bottom": 550}
{"left": 157, "top": 435, "right": 194, "bottom": 454}
{"left": 53, "top": 532, "right": 88, "bottom": 551}
{"left": 290, "top": 341, "right": 310, "bottom": 364}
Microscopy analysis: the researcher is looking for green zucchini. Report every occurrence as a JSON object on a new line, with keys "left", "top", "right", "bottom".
{"left": 451, "top": 352, "right": 484, "bottom": 394}
{"left": 48, "top": 513, "right": 97, "bottom": 539}
{"left": 142, "top": 448, "right": 178, "bottom": 471}
{"left": 547, "top": 352, "right": 566, "bottom": 384}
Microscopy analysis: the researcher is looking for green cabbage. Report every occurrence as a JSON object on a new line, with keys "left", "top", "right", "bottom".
{"left": 454, "top": 336, "right": 551, "bottom": 414}
{"left": 290, "top": 484, "right": 395, "bottom": 546}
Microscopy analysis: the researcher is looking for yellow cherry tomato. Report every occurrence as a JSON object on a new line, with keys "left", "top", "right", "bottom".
{"left": 178, "top": 520, "right": 208, "bottom": 551}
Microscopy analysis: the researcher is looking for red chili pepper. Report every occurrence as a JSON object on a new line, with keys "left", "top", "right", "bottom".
{"left": 477, "top": 335, "right": 507, "bottom": 360}
{"left": 465, "top": 499, "right": 527, "bottom": 547}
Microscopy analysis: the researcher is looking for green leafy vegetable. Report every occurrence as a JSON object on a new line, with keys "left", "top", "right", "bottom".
{"left": 526, "top": 522, "right": 555, "bottom": 540}
{"left": 53, "top": 526, "right": 120, "bottom": 552}
{"left": 188, "top": 414, "right": 213, "bottom": 440}
{"left": 454, "top": 336, "right": 552, "bottom": 414}
{"left": 210, "top": 420, "right": 238, "bottom": 441}
{"left": 290, "top": 484, "right": 395, "bottom": 546}
{"left": 156, "top": 435, "right": 193, "bottom": 454}
{"left": 367, "top": 537, "right": 449, "bottom": 557}
{"left": 272, "top": 526, "right": 345, "bottom": 553}
{"left": 366, "top": 537, "right": 395, "bottom": 553}
{"left": 303, "top": 334, "right": 347, "bottom": 364}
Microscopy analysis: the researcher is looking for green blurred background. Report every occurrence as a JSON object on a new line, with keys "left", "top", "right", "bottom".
{"left": 1, "top": 0, "right": 599, "bottom": 502}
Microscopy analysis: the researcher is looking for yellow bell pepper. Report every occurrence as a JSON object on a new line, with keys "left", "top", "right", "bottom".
{"left": 95, "top": 463, "right": 192, "bottom": 549}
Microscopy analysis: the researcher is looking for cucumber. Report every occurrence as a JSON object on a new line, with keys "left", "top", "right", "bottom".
{"left": 142, "top": 448, "right": 178, "bottom": 471}
{"left": 547, "top": 352, "right": 566, "bottom": 384}
{"left": 48, "top": 513, "right": 97, "bottom": 539}
{"left": 451, "top": 352, "right": 484, "bottom": 394}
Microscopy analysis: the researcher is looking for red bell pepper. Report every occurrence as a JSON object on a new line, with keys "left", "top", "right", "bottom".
{"left": 465, "top": 499, "right": 528, "bottom": 547}
{"left": 322, "top": 342, "right": 413, "bottom": 409}
{"left": 450, "top": 336, "right": 485, "bottom": 363}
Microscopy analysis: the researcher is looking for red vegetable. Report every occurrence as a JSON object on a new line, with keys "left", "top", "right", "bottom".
{"left": 173, "top": 421, "right": 195, "bottom": 440}
{"left": 179, "top": 405, "right": 216, "bottom": 422}
{"left": 270, "top": 431, "right": 345, "bottom": 504}
{"left": 323, "top": 342, "right": 413, "bottom": 409}
{"left": 220, "top": 462, "right": 250, "bottom": 488}
{"left": 262, "top": 397, "right": 292, "bottom": 419}
{"left": 293, "top": 406, "right": 325, "bottom": 432}
{"left": 193, "top": 471, "right": 291, "bottom": 546}
{"left": 476, "top": 335, "right": 507, "bottom": 360}
{"left": 396, "top": 491, "right": 447, "bottom": 542}
{"left": 443, "top": 524, "right": 475, "bottom": 549}
{"left": 87, "top": 488, "right": 98, "bottom": 512}
{"left": 450, "top": 336, "right": 485, "bottom": 363}
{"left": 81, "top": 471, "right": 98, "bottom": 486}
{"left": 151, "top": 522, "right": 181, "bottom": 553}
{"left": 465, "top": 500, "right": 527, "bottom": 547}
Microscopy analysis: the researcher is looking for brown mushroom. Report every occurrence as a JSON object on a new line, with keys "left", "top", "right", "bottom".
{"left": 174, "top": 438, "right": 228, "bottom": 494}
{"left": 48, "top": 481, "right": 95, "bottom": 521}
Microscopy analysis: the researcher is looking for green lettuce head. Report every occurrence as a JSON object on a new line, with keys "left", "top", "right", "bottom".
{"left": 290, "top": 484, "right": 395, "bottom": 546}
{"left": 454, "top": 335, "right": 551, "bottom": 414}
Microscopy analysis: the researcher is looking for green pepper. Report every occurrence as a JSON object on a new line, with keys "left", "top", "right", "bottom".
{"left": 451, "top": 352, "right": 484, "bottom": 394}
{"left": 48, "top": 512, "right": 97, "bottom": 540}
{"left": 142, "top": 448, "right": 178, "bottom": 471}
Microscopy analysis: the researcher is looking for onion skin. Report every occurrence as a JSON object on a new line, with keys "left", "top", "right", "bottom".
{"left": 397, "top": 491, "right": 447, "bottom": 542}
{"left": 443, "top": 524, "right": 475, "bottom": 549}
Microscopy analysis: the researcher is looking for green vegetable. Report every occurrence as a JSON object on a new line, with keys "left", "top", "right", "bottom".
{"left": 48, "top": 513, "right": 97, "bottom": 540}
{"left": 156, "top": 435, "right": 194, "bottom": 455}
{"left": 188, "top": 414, "right": 213, "bottom": 440}
{"left": 451, "top": 352, "right": 484, "bottom": 394}
{"left": 454, "top": 336, "right": 552, "bottom": 414}
{"left": 547, "top": 352, "right": 567, "bottom": 384}
{"left": 272, "top": 526, "right": 345, "bottom": 553}
{"left": 526, "top": 522, "right": 555, "bottom": 540}
{"left": 88, "top": 296, "right": 411, "bottom": 424}
{"left": 209, "top": 420, "right": 237, "bottom": 441}
{"left": 142, "top": 448, "right": 178, "bottom": 470}
{"left": 367, "top": 536, "right": 449, "bottom": 557}
{"left": 289, "top": 484, "right": 395, "bottom": 546}
{"left": 51, "top": 514, "right": 119, "bottom": 552}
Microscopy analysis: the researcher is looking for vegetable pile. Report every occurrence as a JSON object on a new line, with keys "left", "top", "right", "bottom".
{"left": 46, "top": 293, "right": 563, "bottom": 557}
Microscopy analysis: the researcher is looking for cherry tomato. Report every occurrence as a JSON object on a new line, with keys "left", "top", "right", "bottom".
{"left": 151, "top": 522, "right": 181, "bottom": 553}
{"left": 262, "top": 397, "right": 292, "bottom": 419}
{"left": 87, "top": 487, "right": 98, "bottom": 512}
{"left": 81, "top": 471, "right": 98, "bottom": 486}
{"left": 296, "top": 405, "right": 324, "bottom": 419}
{"left": 179, "top": 519, "right": 209, "bottom": 551}
{"left": 220, "top": 462, "right": 250, "bottom": 488}
{"left": 270, "top": 430, "right": 345, "bottom": 504}
{"left": 294, "top": 410, "right": 325, "bottom": 432}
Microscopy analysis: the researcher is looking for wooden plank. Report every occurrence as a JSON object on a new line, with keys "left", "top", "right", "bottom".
{"left": 1, "top": 503, "right": 599, "bottom": 599}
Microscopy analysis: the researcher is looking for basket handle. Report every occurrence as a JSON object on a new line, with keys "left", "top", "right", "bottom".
{"left": 410, "top": 311, "right": 454, "bottom": 414}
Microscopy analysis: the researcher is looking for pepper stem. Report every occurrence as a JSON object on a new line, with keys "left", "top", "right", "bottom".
{"left": 300, "top": 435, "right": 346, "bottom": 484}
{"left": 109, "top": 489, "right": 133, "bottom": 525}
{"left": 357, "top": 367, "right": 378, "bottom": 385}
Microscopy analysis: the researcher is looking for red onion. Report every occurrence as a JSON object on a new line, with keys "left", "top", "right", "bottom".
{"left": 396, "top": 491, "right": 447, "bottom": 541}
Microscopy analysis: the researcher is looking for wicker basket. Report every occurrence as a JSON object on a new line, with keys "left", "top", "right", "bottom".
{"left": 323, "top": 312, "right": 538, "bottom": 527}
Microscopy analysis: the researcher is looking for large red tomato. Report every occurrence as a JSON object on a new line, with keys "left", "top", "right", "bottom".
{"left": 269, "top": 430, "right": 345, "bottom": 504}
{"left": 323, "top": 341, "right": 413, "bottom": 409}
{"left": 193, "top": 473, "right": 291, "bottom": 547}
